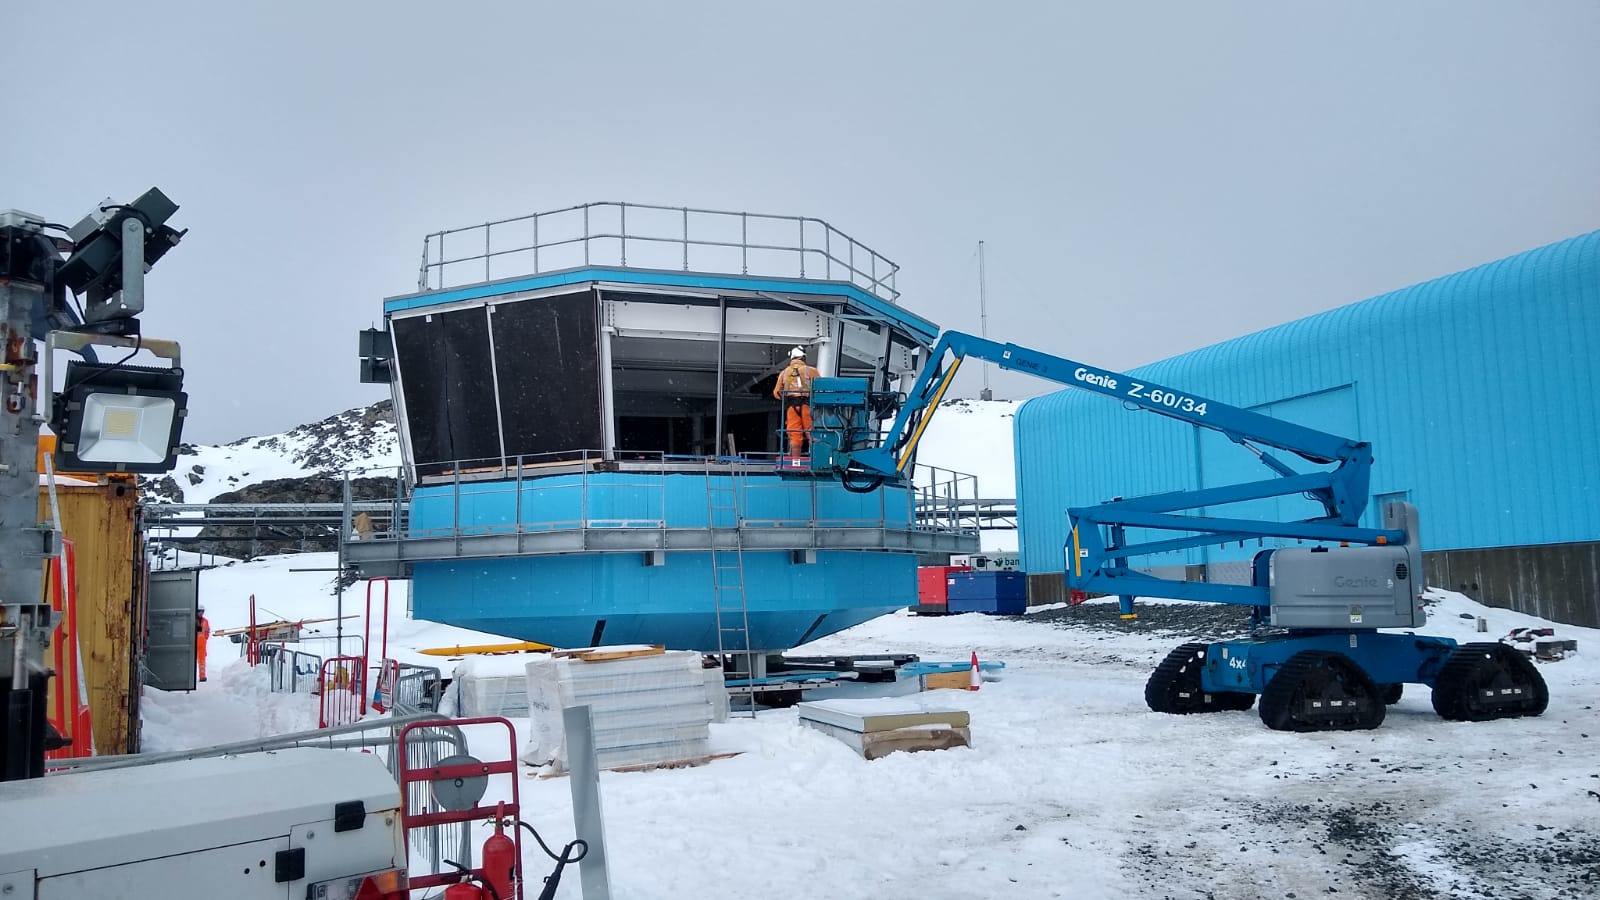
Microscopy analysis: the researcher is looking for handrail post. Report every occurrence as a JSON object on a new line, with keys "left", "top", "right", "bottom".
{"left": 584, "top": 205, "right": 591, "bottom": 266}
{"left": 533, "top": 212, "right": 540, "bottom": 273}
{"left": 741, "top": 212, "right": 748, "bottom": 274}
{"left": 620, "top": 202, "right": 627, "bottom": 266}
{"left": 682, "top": 207, "right": 689, "bottom": 270}
{"left": 483, "top": 222, "right": 491, "bottom": 282}
{"left": 798, "top": 217, "right": 805, "bottom": 278}
{"left": 824, "top": 228, "right": 832, "bottom": 280}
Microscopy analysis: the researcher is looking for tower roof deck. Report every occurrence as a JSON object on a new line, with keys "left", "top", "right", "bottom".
{"left": 383, "top": 202, "right": 936, "bottom": 341}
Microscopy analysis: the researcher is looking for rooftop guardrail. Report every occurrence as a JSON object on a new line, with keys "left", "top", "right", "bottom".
{"left": 418, "top": 202, "right": 901, "bottom": 303}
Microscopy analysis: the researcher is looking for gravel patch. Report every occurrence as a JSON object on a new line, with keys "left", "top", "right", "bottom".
{"left": 1031, "top": 600, "right": 1257, "bottom": 640}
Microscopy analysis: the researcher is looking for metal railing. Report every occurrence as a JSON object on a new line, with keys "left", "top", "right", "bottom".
{"left": 391, "top": 663, "right": 443, "bottom": 713}
{"left": 395, "top": 719, "right": 473, "bottom": 875}
{"left": 239, "top": 633, "right": 364, "bottom": 661}
{"left": 48, "top": 711, "right": 447, "bottom": 774}
{"left": 341, "top": 450, "right": 982, "bottom": 547}
{"left": 262, "top": 644, "right": 323, "bottom": 694}
{"left": 417, "top": 201, "right": 901, "bottom": 303}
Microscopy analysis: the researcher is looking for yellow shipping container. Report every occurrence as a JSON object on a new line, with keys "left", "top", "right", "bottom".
{"left": 38, "top": 458, "right": 144, "bottom": 755}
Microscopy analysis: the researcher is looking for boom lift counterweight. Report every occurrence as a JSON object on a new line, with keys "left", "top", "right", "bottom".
{"left": 804, "top": 331, "right": 1549, "bottom": 732}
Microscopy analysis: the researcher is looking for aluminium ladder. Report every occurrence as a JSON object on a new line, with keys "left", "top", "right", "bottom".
{"left": 706, "top": 464, "right": 758, "bottom": 717}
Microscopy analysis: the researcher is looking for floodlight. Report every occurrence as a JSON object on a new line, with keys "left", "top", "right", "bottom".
{"left": 51, "top": 360, "right": 187, "bottom": 473}
{"left": 56, "top": 187, "right": 185, "bottom": 327}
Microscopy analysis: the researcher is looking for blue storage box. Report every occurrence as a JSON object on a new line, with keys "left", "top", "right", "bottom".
{"left": 945, "top": 571, "right": 1027, "bottom": 615}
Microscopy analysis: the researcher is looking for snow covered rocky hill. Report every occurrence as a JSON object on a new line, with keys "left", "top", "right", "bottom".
{"left": 142, "top": 401, "right": 403, "bottom": 505}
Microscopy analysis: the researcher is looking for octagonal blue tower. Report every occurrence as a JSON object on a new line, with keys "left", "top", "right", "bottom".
{"left": 346, "top": 203, "right": 978, "bottom": 655}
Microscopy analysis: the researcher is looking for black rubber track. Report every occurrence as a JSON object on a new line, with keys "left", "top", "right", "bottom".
{"left": 1145, "top": 642, "right": 1256, "bottom": 714}
{"left": 1431, "top": 642, "right": 1550, "bottom": 722}
{"left": 1258, "top": 650, "right": 1386, "bottom": 732}
{"left": 1380, "top": 683, "right": 1404, "bottom": 705}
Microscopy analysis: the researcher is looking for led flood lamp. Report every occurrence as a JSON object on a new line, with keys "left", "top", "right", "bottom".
{"left": 51, "top": 360, "right": 187, "bottom": 473}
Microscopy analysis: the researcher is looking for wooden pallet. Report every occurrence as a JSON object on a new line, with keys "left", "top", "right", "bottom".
{"left": 551, "top": 644, "right": 666, "bottom": 663}
{"left": 533, "top": 751, "right": 742, "bottom": 779}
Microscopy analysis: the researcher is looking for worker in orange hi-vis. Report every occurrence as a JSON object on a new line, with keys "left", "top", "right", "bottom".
{"left": 772, "top": 346, "right": 820, "bottom": 457}
{"left": 196, "top": 606, "right": 210, "bottom": 683}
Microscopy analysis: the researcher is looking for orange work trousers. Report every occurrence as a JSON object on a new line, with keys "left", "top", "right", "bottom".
{"left": 784, "top": 402, "right": 812, "bottom": 456}
{"left": 196, "top": 617, "right": 209, "bottom": 682}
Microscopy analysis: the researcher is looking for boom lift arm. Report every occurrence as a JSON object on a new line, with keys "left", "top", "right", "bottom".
{"left": 811, "top": 331, "right": 1403, "bottom": 609}
{"left": 809, "top": 330, "right": 1552, "bottom": 733}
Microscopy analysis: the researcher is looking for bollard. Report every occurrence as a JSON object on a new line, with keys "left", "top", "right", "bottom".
{"left": 1477, "top": 617, "right": 1487, "bottom": 633}
{"left": 563, "top": 705, "right": 613, "bottom": 900}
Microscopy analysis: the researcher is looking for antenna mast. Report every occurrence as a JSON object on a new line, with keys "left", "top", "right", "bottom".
{"left": 978, "top": 240, "right": 992, "bottom": 401}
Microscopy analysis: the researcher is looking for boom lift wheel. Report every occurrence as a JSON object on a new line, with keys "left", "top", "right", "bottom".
{"left": 1258, "top": 650, "right": 1386, "bottom": 732}
{"left": 1145, "top": 642, "right": 1255, "bottom": 714}
{"left": 1430, "top": 642, "right": 1549, "bottom": 722}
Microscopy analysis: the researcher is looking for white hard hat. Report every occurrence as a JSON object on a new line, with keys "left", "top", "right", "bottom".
{"left": 790, "top": 346, "right": 806, "bottom": 359}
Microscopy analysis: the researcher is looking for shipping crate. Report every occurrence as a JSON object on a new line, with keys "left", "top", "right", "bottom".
{"left": 946, "top": 571, "right": 1028, "bottom": 614}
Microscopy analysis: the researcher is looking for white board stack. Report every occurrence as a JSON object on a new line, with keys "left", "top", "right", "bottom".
{"left": 796, "top": 698, "right": 971, "bottom": 760}
{"left": 521, "top": 646, "right": 721, "bottom": 772}
{"left": 447, "top": 653, "right": 540, "bottom": 717}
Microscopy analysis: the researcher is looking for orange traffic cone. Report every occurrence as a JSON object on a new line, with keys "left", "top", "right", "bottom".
{"left": 969, "top": 651, "right": 981, "bottom": 691}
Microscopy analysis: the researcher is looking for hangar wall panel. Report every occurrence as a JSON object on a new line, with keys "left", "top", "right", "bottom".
{"left": 1016, "top": 230, "right": 1600, "bottom": 622}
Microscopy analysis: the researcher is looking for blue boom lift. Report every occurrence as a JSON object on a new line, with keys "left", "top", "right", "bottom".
{"left": 804, "top": 331, "right": 1549, "bottom": 732}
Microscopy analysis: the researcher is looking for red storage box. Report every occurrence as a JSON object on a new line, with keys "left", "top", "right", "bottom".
{"left": 916, "top": 565, "right": 971, "bottom": 611}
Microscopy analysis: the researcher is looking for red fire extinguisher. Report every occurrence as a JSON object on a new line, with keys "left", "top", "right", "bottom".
{"left": 443, "top": 880, "right": 489, "bottom": 900}
{"left": 442, "top": 803, "right": 519, "bottom": 899}
{"left": 481, "top": 803, "right": 518, "bottom": 899}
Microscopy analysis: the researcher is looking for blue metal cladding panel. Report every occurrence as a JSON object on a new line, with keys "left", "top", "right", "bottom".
{"left": 411, "top": 549, "right": 910, "bottom": 651}
{"left": 409, "top": 473, "right": 915, "bottom": 534}
{"left": 1016, "top": 230, "right": 1600, "bottom": 573}
{"left": 406, "top": 471, "right": 918, "bottom": 649}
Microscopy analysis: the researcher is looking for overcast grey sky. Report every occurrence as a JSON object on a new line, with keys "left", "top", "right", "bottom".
{"left": 5, "top": 1, "right": 1598, "bottom": 443}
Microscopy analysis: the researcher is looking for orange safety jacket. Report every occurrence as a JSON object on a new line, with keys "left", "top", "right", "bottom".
{"left": 773, "top": 361, "right": 820, "bottom": 400}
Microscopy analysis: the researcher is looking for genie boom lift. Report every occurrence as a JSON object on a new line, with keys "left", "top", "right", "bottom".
{"left": 805, "top": 331, "right": 1549, "bottom": 732}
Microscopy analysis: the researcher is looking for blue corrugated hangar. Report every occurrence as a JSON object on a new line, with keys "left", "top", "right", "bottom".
{"left": 1015, "top": 230, "right": 1600, "bottom": 627}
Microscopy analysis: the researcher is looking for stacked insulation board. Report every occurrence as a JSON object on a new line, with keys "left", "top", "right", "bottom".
{"left": 521, "top": 647, "right": 724, "bottom": 772}
{"left": 797, "top": 698, "right": 971, "bottom": 760}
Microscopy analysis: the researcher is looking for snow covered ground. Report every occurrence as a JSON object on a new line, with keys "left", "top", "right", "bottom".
{"left": 144, "top": 553, "right": 1600, "bottom": 899}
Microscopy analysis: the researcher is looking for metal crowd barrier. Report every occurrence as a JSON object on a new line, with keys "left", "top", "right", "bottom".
{"left": 261, "top": 643, "right": 323, "bottom": 694}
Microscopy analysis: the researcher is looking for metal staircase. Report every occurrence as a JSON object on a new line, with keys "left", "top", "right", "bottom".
{"left": 706, "top": 466, "right": 758, "bottom": 717}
